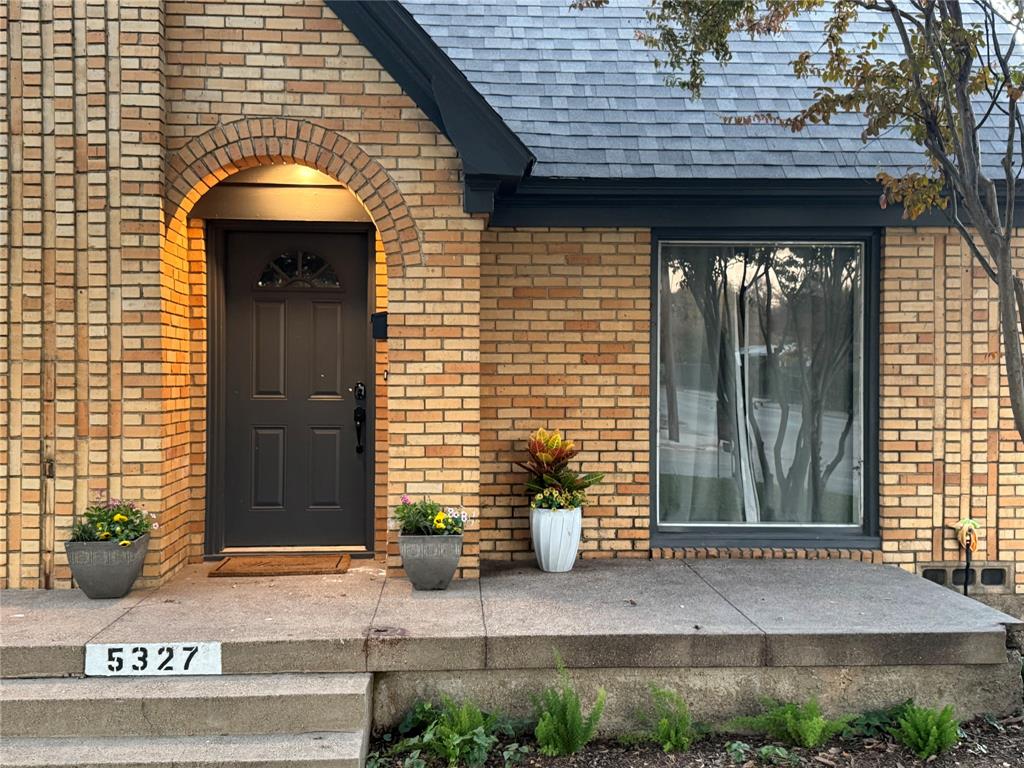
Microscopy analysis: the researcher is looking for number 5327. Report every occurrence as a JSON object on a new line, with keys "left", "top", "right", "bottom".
{"left": 85, "top": 642, "right": 222, "bottom": 676}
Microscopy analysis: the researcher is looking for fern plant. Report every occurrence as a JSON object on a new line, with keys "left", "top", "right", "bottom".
{"left": 644, "top": 686, "right": 702, "bottom": 752}
{"left": 533, "top": 664, "right": 606, "bottom": 756}
{"left": 730, "top": 700, "right": 848, "bottom": 748}
{"left": 890, "top": 703, "right": 959, "bottom": 759}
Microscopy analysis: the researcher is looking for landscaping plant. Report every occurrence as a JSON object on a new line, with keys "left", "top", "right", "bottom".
{"left": 394, "top": 496, "right": 464, "bottom": 536}
{"left": 844, "top": 699, "right": 912, "bottom": 739}
{"left": 533, "top": 662, "right": 606, "bottom": 756}
{"left": 642, "top": 685, "right": 703, "bottom": 753}
{"left": 370, "top": 697, "right": 517, "bottom": 768}
{"left": 890, "top": 703, "right": 960, "bottom": 759}
{"left": 755, "top": 745, "right": 801, "bottom": 766}
{"left": 516, "top": 427, "right": 603, "bottom": 509}
{"left": 724, "top": 741, "right": 752, "bottom": 763}
{"left": 70, "top": 499, "right": 155, "bottom": 545}
{"left": 730, "top": 699, "right": 848, "bottom": 749}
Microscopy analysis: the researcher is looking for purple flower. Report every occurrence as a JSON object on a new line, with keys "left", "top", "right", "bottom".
{"left": 401, "top": 494, "right": 411, "bottom": 505}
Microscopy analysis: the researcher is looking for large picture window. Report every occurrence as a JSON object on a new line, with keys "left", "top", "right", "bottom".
{"left": 657, "top": 241, "right": 865, "bottom": 528}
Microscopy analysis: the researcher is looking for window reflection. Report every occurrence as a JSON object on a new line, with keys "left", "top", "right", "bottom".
{"left": 657, "top": 242, "right": 863, "bottom": 526}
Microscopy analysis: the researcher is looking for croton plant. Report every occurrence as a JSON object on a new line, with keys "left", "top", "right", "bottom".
{"left": 517, "top": 427, "right": 604, "bottom": 510}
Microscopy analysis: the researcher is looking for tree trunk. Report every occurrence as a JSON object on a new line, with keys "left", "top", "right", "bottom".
{"left": 660, "top": 259, "right": 680, "bottom": 442}
{"left": 996, "top": 240, "right": 1024, "bottom": 443}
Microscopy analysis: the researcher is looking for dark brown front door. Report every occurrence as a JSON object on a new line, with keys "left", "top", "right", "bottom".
{"left": 223, "top": 229, "right": 369, "bottom": 548}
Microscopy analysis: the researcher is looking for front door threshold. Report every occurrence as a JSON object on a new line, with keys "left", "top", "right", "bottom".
{"left": 205, "top": 546, "right": 374, "bottom": 561}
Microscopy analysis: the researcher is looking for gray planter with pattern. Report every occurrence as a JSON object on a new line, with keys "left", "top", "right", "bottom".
{"left": 398, "top": 534, "right": 463, "bottom": 590}
{"left": 65, "top": 534, "right": 149, "bottom": 599}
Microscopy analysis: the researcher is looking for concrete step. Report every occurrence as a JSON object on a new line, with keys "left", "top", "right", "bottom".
{"left": 0, "top": 732, "right": 366, "bottom": 768}
{"left": 0, "top": 672, "right": 371, "bottom": 738}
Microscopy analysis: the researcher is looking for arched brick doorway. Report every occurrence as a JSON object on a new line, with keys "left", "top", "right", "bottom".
{"left": 148, "top": 119, "right": 421, "bottom": 578}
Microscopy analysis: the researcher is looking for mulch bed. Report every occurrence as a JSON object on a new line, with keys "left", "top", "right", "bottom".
{"left": 370, "top": 714, "right": 1023, "bottom": 768}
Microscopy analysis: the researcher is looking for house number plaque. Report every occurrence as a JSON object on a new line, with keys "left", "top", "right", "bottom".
{"left": 84, "top": 641, "right": 222, "bottom": 676}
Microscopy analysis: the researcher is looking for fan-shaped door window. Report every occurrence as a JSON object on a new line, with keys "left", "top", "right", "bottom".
{"left": 256, "top": 250, "right": 343, "bottom": 289}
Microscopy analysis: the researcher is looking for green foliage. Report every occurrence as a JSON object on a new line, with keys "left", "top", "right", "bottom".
{"left": 70, "top": 499, "right": 154, "bottom": 544}
{"left": 731, "top": 699, "right": 848, "bottom": 749}
{"left": 370, "top": 697, "right": 514, "bottom": 768}
{"left": 890, "top": 703, "right": 959, "bottom": 759}
{"left": 516, "top": 427, "right": 604, "bottom": 506}
{"left": 533, "top": 663, "right": 606, "bottom": 756}
{"left": 394, "top": 496, "right": 464, "bottom": 536}
{"left": 756, "top": 745, "right": 800, "bottom": 766}
{"left": 725, "top": 740, "right": 751, "bottom": 763}
{"left": 642, "top": 686, "right": 703, "bottom": 753}
{"left": 844, "top": 699, "right": 912, "bottom": 739}
{"left": 500, "top": 742, "right": 531, "bottom": 767}
{"left": 725, "top": 740, "right": 801, "bottom": 766}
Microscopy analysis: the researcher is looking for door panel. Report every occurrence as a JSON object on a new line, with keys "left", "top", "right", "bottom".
{"left": 223, "top": 230, "right": 369, "bottom": 548}
{"left": 310, "top": 301, "right": 344, "bottom": 398}
{"left": 252, "top": 428, "right": 286, "bottom": 509}
{"left": 252, "top": 300, "right": 286, "bottom": 398}
{"left": 309, "top": 428, "right": 343, "bottom": 507}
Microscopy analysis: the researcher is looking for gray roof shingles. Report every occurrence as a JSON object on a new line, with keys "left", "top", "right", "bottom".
{"left": 400, "top": 0, "right": 1009, "bottom": 181}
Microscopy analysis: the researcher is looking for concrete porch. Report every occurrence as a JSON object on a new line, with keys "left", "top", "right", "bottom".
{"left": 3, "top": 558, "right": 1022, "bottom": 712}
{"left": 3, "top": 558, "right": 1022, "bottom": 767}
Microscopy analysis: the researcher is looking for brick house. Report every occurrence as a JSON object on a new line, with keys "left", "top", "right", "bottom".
{"left": 1, "top": 0, "right": 1022, "bottom": 594}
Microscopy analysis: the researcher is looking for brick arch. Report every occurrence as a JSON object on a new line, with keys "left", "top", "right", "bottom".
{"left": 164, "top": 117, "right": 421, "bottom": 268}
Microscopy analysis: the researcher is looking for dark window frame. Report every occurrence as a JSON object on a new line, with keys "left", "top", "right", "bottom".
{"left": 649, "top": 227, "right": 881, "bottom": 550}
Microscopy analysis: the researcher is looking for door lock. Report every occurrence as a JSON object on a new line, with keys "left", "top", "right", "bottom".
{"left": 353, "top": 381, "right": 366, "bottom": 401}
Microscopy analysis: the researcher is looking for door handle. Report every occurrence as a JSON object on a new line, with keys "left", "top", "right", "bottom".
{"left": 353, "top": 406, "right": 366, "bottom": 454}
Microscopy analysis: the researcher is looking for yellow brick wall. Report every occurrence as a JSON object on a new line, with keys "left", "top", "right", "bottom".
{"left": 879, "top": 229, "right": 1024, "bottom": 591}
{"left": 479, "top": 229, "right": 652, "bottom": 560}
{"left": 2, "top": 0, "right": 484, "bottom": 588}
{"left": 2, "top": 0, "right": 165, "bottom": 588}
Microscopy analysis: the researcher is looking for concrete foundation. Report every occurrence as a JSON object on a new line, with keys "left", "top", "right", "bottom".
{"left": 373, "top": 656, "right": 1024, "bottom": 733}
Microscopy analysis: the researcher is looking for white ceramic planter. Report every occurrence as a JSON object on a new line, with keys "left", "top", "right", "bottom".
{"left": 530, "top": 507, "right": 582, "bottom": 572}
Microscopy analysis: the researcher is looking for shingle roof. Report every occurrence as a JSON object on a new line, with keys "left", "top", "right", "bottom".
{"left": 400, "top": 0, "right": 1008, "bottom": 181}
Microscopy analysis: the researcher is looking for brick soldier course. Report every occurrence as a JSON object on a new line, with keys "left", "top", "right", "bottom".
{"left": 2, "top": 0, "right": 1023, "bottom": 595}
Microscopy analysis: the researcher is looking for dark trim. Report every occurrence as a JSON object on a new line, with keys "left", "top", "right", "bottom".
{"left": 204, "top": 220, "right": 378, "bottom": 557}
{"left": 489, "top": 177, "right": 1018, "bottom": 228}
{"left": 205, "top": 224, "right": 227, "bottom": 556}
{"left": 326, "top": 0, "right": 534, "bottom": 211}
{"left": 649, "top": 227, "right": 882, "bottom": 550}
{"left": 654, "top": 530, "right": 882, "bottom": 550}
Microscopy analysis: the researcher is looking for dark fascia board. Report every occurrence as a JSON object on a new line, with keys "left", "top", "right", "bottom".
{"left": 488, "top": 176, "right": 1017, "bottom": 228}
{"left": 326, "top": 0, "right": 534, "bottom": 211}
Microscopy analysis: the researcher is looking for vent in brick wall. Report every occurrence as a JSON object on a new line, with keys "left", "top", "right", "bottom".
{"left": 919, "top": 563, "right": 1011, "bottom": 594}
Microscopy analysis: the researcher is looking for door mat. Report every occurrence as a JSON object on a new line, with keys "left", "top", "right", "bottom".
{"left": 209, "top": 554, "right": 351, "bottom": 578}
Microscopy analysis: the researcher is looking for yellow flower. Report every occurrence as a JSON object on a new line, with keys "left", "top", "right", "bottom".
{"left": 112, "top": 513, "right": 128, "bottom": 522}
{"left": 433, "top": 511, "right": 447, "bottom": 530}
{"left": 118, "top": 540, "right": 132, "bottom": 547}
{"left": 98, "top": 532, "right": 112, "bottom": 540}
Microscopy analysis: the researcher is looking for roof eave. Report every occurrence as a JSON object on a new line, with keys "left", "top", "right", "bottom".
{"left": 325, "top": 0, "right": 535, "bottom": 213}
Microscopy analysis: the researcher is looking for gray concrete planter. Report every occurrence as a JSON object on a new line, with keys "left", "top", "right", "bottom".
{"left": 398, "top": 534, "right": 463, "bottom": 590}
{"left": 64, "top": 534, "right": 149, "bottom": 599}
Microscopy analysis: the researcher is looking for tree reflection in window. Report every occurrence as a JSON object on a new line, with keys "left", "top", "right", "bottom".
{"left": 256, "top": 251, "right": 342, "bottom": 289}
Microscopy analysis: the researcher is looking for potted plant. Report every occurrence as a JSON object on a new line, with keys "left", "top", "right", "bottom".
{"left": 517, "top": 428, "right": 604, "bottom": 573}
{"left": 395, "top": 495, "right": 465, "bottom": 590}
{"left": 65, "top": 499, "right": 156, "bottom": 599}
